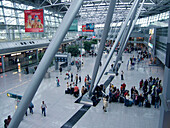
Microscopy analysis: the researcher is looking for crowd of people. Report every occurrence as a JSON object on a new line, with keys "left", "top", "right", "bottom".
{"left": 4, "top": 46, "right": 161, "bottom": 127}
{"left": 64, "top": 73, "right": 91, "bottom": 98}
{"left": 108, "top": 76, "right": 162, "bottom": 108}
{"left": 88, "top": 74, "right": 163, "bottom": 112}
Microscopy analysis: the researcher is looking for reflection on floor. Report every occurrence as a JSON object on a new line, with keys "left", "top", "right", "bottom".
{"left": 0, "top": 51, "right": 164, "bottom": 128}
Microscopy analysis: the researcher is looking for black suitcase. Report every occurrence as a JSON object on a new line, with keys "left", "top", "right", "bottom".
{"left": 135, "top": 100, "right": 139, "bottom": 105}
{"left": 119, "top": 96, "right": 124, "bottom": 103}
{"left": 65, "top": 90, "right": 70, "bottom": 94}
{"left": 125, "top": 101, "right": 132, "bottom": 107}
{"left": 145, "top": 99, "right": 151, "bottom": 108}
{"left": 145, "top": 102, "right": 151, "bottom": 108}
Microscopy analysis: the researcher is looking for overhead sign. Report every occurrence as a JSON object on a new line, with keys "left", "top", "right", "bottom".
{"left": 82, "top": 23, "right": 94, "bottom": 32}
{"left": 69, "top": 19, "right": 78, "bottom": 31}
{"left": 55, "top": 54, "right": 67, "bottom": 62}
{"left": 86, "top": 23, "right": 94, "bottom": 32}
{"left": 7, "top": 93, "right": 22, "bottom": 100}
{"left": 82, "top": 25, "right": 86, "bottom": 32}
{"left": 24, "top": 9, "right": 44, "bottom": 32}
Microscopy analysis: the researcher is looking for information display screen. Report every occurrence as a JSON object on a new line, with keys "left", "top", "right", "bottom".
{"left": 24, "top": 9, "right": 44, "bottom": 32}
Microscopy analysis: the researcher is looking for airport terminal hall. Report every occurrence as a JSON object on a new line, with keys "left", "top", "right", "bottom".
{"left": 1, "top": 0, "right": 170, "bottom": 128}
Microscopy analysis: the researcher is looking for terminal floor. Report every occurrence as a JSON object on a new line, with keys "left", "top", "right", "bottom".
{"left": 0, "top": 51, "right": 164, "bottom": 128}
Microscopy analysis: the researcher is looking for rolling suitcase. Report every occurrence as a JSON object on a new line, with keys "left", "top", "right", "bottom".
{"left": 119, "top": 96, "right": 124, "bottom": 103}
{"left": 65, "top": 90, "right": 70, "bottom": 94}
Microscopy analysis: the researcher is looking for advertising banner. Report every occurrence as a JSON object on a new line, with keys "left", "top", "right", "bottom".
{"left": 86, "top": 23, "right": 94, "bottom": 32}
{"left": 24, "top": 9, "right": 44, "bottom": 32}
{"left": 82, "top": 23, "right": 94, "bottom": 32}
{"left": 82, "top": 25, "right": 86, "bottom": 32}
{"left": 148, "top": 28, "right": 154, "bottom": 49}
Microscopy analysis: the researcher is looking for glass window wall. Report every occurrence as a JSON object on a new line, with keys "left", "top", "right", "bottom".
{"left": 0, "top": 0, "right": 66, "bottom": 42}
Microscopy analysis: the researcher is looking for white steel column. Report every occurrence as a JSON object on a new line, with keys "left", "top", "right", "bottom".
{"left": 113, "top": 0, "right": 145, "bottom": 72}
{"left": 94, "top": 0, "right": 140, "bottom": 88}
{"left": 159, "top": 11, "right": 170, "bottom": 128}
{"left": 8, "top": 0, "right": 83, "bottom": 127}
{"left": 89, "top": 0, "right": 117, "bottom": 97}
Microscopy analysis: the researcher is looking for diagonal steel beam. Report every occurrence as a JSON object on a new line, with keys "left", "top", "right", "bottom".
{"left": 113, "top": 0, "right": 145, "bottom": 72}
{"left": 94, "top": 0, "right": 140, "bottom": 88}
{"left": 8, "top": 0, "right": 83, "bottom": 127}
{"left": 112, "top": 1, "right": 139, "bottom": 69}
{"left": 47, "top": 0, "right": 53, "bottom": 5}
{"left": 88, "top": 0, "right": 117, "bottom": 98}
{"left": 54, "top": 0, "right": 59, "bottom": 4}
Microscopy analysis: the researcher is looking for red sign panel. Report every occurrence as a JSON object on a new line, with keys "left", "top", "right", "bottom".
{"left": 24, "top": 9, "right": 44, "bottom": 32}
{"left": 82, "top": 25, "right": 86, "bottom": 32}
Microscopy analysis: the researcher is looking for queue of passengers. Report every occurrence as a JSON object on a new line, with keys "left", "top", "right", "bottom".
{"left": 108, "top": 76, "right": 162, "bottom": 108}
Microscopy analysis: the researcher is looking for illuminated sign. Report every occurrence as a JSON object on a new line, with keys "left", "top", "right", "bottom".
{"left": 82, "top": 23, "right": 94, "bottom": 32}
{"left": 86, "top": 23, "right": 94, "bottom": 32}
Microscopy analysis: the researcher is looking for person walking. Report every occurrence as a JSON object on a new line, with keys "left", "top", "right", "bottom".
{"left": 41, "top": 101, "right": 47, "bottom": 117}
{"left": 87, "top": 74, "right": 90, "bottom": 81}
{"left": 71, "top": 73, "right": 73, "bottom": 82}
{"left": 81, "top": 86, "right": 85, "bottom": 96}
{"left": 75, "top": 74, "right": 78, "bottom": 85}
{"left": 127, "top": 60, "right": 129, "bottom": 70}
{"left": 56, "top": 77, "right": 60, "bottom": 87}
{"left": 82, "top": 59, "right": 84, "bottom": 67}
{"left": 29, "top": 102, "right": 34, "bottom": 114}
{"left": 4, "top": 115, "right": 12, "bottom": 128}
{"left": 121, "top": 70, "right": 124, "bottom": 80}
{"left": 79, "top": 76, "right": 81, "bottom": 82}
{"left": 67, "top": 70, "right": 70, "bottom": 79}
{"left": 103, "top": 96, "right": 108, "bottom": 112}
{"left": 84, "top": 76, "right": 87, "bottom": 86}
{"left": 59, "top": 67, "right": 62, "bottom": 75}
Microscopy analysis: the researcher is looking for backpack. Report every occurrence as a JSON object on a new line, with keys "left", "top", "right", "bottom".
{"left": 145, "top": 100, "right": 151, "bottom": 108}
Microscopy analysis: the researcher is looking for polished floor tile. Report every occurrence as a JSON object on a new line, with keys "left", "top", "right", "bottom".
{"left": 0, "top": 51, "right": 164, "bottom": 128}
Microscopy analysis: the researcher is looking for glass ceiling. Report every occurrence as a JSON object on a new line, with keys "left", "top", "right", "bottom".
{"left": 0, "top": 0, "right": 169, "bottom": 42}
